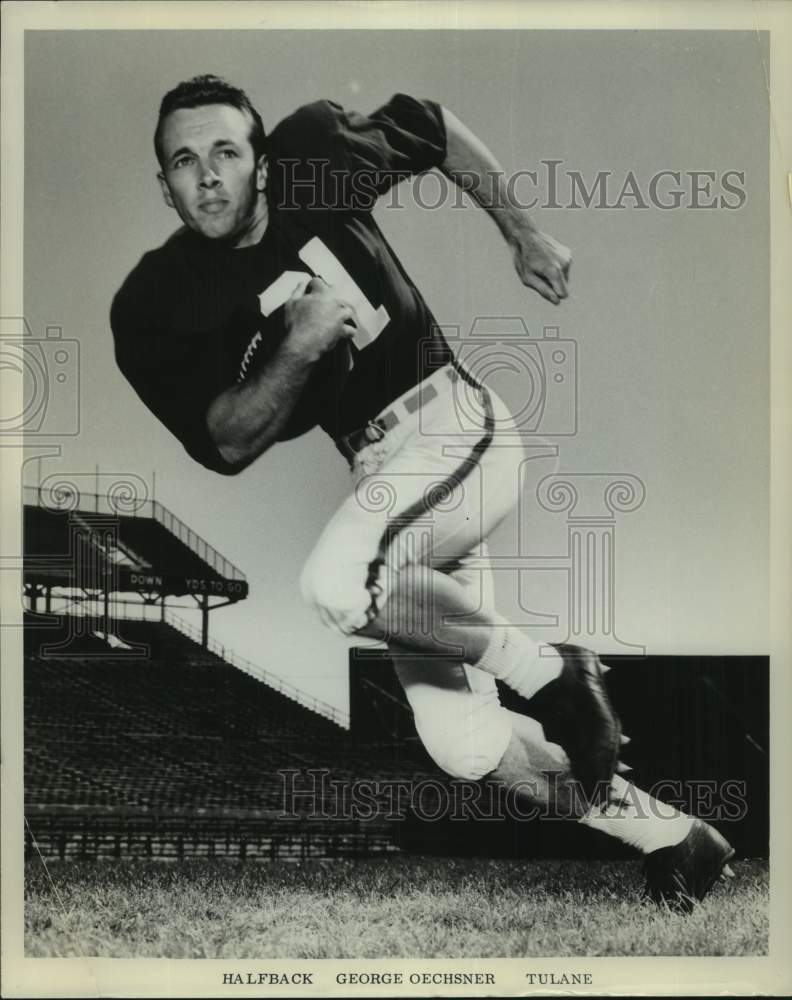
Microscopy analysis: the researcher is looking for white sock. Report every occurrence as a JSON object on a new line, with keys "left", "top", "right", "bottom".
{"left": 578, "top": 775, "right": 695, "bottom": 854}
{"left": 475, "top": 618, "right": 563, "bottom": 700}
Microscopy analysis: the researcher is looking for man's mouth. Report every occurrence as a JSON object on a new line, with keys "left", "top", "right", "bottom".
{"left": 199, "top": 200, "right": 229, "bottom": 215}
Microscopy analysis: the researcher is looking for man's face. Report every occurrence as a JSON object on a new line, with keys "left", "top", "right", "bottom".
{"left": 157, "top": 104, "right": 268, "bottom": 246}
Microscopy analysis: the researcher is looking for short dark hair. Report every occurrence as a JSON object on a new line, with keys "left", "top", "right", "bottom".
{"left": 154, "top": 74, "right": 267, "bottom": 167}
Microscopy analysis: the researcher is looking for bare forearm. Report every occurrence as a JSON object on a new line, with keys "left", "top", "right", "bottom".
{"left": 439, "top": 106, "right": 571, "bottom": 305}
{"left": 206, "top": 276, "right": 358, "bottom": 470}
{"left": 206, "top": 342, "right": 315, "bottom": 469}
{"left": 440, "top": 107, "right": 535, "bottom": 245}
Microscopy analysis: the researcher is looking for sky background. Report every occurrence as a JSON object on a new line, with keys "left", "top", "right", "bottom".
{"left": 22, "top": 29, "right": 769, "bottom": 714}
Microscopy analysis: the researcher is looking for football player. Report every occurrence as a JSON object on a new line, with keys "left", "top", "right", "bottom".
{"left": 112, "top": 75, "right": 734, "bottom": 912}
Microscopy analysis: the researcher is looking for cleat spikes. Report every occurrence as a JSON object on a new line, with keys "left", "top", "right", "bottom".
{"left": 616, "top": 761, "right": 633, "bottom": 774}
{"left": 644, "top": 819, "right": 734, "bottom": 914}
{"left": 620, "top": 734, "right": 631, "bottom": 746}
{"left": 723, "top": 864, "right": 735, "bottom": 878}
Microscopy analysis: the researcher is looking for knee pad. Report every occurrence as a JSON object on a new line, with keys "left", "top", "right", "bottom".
{"left": 299, "top": 552, "right": 375, "bottom": 637}
{"left": 413, "top": 696, "right": 512, "bottom": 781}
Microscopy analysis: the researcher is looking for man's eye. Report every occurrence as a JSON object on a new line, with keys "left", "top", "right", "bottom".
{"left": 172, "top": 157, "right": 193, "bottom": 169}
{"left": 218, "top": 149, "right": 238, "bottom": 159}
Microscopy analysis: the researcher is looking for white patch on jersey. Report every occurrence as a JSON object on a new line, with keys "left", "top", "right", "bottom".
{"left": 298, "top": 237, "right": 390, "bottom": 350}
{"left": 258, "top": 271, "right": 312, "bottom": 317}
{"left": 256, "top": 238, "right": 391, "bottom": 352}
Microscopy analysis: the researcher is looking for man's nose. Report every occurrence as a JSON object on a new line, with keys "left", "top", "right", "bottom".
{"left": 198, "top": 163, "right": 221, "bottom": 188}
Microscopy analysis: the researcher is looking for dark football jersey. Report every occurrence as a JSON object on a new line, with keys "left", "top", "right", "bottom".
{"left": 111, "top": 93, "right": 454, "bottom": 474}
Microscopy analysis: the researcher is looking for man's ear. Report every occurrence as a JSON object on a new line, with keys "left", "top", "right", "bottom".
{"left": 157, "top": 171, "right": 174, "bottom": 209}
{"left": 255, "top": 154, "right": 268, "bottom": 193}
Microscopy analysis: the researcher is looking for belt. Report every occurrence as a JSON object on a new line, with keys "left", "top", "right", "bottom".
{"left": 336, "top": 365, "right": 464, "bottom": 463}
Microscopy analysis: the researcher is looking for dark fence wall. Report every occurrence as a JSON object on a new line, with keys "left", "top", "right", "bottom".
{"left": 349, "top": 651, "right": 769, "bottom": 859}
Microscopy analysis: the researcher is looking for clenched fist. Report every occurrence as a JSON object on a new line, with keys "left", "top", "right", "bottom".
{"left": 510, "top": 225, "right": 572, "bottom": 306}
{"left": 284, "top": 276, "right": 359, "bottom": 362}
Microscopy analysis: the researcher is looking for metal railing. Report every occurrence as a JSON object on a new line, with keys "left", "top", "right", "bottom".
{"left": 164, "top": 611, "right": 350, "bottom": 730}
{"left": 25, "top": 814, "right": 397, "bottom": 861}
{"left": 23, "top": 485, "right": 246, "bottom": 582}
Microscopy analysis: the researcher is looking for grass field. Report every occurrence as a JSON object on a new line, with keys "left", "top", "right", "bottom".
{"left": 25, "top": 855, "right": 768, "bottom": 958}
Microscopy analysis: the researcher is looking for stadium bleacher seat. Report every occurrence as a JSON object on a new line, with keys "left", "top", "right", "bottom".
{"left": 24, "top": 614, "right": 436, "bottom": 845}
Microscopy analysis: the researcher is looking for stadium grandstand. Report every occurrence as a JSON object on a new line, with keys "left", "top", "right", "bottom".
{"left": 22, "top": 485, "right": 439, "bottom": 862}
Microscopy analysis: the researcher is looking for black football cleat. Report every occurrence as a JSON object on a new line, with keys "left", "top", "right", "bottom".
{"left": 644, "top": 818, "right": 735, "bottom": 914}
{"left": 524, "top": 643, "right": 622, "bottom": 807}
